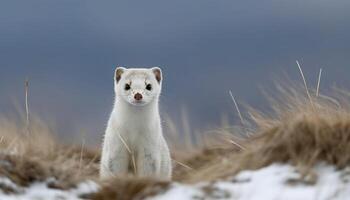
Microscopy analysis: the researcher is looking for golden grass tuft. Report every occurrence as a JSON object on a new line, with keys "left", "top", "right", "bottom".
{"left": 185, "top": 85, "right": 350, "bottom": 182}
{"left": 87, "top": 177, "right": 169, "bottom": 200}
{"left": 0, "top": 116, "right": 101, "bottom": 191}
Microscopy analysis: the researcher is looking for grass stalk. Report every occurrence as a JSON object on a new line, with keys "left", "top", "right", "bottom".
{"left": 296, "top": 60, "right": 314, "bottom": 108}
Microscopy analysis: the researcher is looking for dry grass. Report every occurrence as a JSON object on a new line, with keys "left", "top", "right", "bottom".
{"left": 86, "top": 177, "right": 170, "bottom": 200}
{"left": 0, "top": 110, "right": 241, "bottom": 197}
{"left": 172, "top": 146, "right": 239, "bottom": 182}
{"left": 0, "top": 116, "right": 100, "bottom": 191}
{"left": 1, "top": 73, "right": 350, "bottom": 198}
{"left": 185, "top": 85, "right": 350, "bottom": 182}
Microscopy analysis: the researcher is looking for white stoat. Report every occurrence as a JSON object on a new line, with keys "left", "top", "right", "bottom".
{"left": 100, "top": 67, "right": 172, "bottom": 180}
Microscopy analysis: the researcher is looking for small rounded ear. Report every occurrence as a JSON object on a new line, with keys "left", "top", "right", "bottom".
{"left": 115, "top": 67, "right": 126, "bottom": 83}
{"left": 152, "top": 67, "right": 162, "bottom": 83}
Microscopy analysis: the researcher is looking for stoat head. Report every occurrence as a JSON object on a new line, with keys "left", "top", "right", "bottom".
{"left": 114, "top": 67, "right": 162, "bottom": 106}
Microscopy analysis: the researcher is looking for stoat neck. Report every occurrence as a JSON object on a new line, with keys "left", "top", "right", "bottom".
{"left": 113, "top": 98, "right": 160, "bottom": 122}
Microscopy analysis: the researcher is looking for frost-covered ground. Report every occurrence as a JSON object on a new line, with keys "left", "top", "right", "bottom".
{"left": 150, "top": 164, "right": 350, "bottom": 200}
{"left": 1, "top": 164, "right": 349, "bottom": 199}
{"left": 0, "top": 178, "right": 99, "bottom": 200}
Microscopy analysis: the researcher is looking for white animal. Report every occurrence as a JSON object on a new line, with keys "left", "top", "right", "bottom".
{"left": 100, "top": 67, "right": 172, "bottom": 180}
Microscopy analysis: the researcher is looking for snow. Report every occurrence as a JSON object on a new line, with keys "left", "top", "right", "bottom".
{"left": 0, "top": 163, "right": 349, "bottom": 199}
{"left": 0, "top": 178, "right": 99, "bottom": 200}
{"left": 149, "top": 164, "right": 350, "bottom": 200}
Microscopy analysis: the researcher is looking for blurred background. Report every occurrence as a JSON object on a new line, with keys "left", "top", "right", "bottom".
{"left": 0, "top": 0, "right": 349, "bottom": 144}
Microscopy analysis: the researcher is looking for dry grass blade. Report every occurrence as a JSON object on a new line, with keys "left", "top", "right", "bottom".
{"left": 228, "top": 139, "right": 246, "bottom": 151}
{"left": 117, "top": 133, "right": 137, "bottom": 174}
{"left": 25, "top": 79, "right": 30, "bottom": 135}
{"left": 173, "top": 159, "right": 194, "bottom": 171}
{"left": 131, "top": 154, "right": 137, "bottom": 175}
{"left": 117, "top": 133, "right": 131, "bottom": 154}
{"left": 296, "top": 60, "right": 314, "bottom": 108}
{"left": 316, "top": 68, "right": 322, "bottom": 97}
{"left": 229, "top": 91, "right": 251, "bottom": 138}
{"left": 229, "top": 91, "right": 244, "bottom": 125}
{"left": 78, "top": 139, "right": 85, "bottom": 176}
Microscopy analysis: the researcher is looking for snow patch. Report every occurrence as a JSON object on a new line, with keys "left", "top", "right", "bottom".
{"left": 0, "top": 177, "right": 99, "bottom": 200}
{"left": 150, "top": 164, "right": 350, "bottom": 200}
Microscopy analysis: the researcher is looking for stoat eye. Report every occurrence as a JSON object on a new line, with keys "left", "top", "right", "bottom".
{"left": 124, "top": 84, "right": 131, "bottom": 91}
{"left": 146, "top": 84, "right": 152, "bottom": 91}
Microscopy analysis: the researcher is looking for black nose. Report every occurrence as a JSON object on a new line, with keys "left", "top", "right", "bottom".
{"left": 134, "top": 93, "right": 143, "bottom": 101}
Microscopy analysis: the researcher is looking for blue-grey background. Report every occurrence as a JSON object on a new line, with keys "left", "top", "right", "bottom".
{"left": 1, "top": 0, "right": 350, "bottom": 143}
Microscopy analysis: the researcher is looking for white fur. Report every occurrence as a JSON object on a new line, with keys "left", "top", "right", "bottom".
{"left": 100, "top": 67, "right": 172, "bottom": 180}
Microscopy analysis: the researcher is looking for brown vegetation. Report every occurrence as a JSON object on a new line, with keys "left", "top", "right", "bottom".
{"left": 87, "top": 177, "right": 170, "bottom": 200}
{"left": 185, "top": 86, "right": 350, "bottom": 182}
{"left": 0, "top": 117, "right": 100, "bottom": 191}
{"left": 1, "top": 82, "right": 350, "bottom": 198}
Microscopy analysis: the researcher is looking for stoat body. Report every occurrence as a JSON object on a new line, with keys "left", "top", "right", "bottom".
{"left": 100, "top": 67, "right": 172, "bottom": 180}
